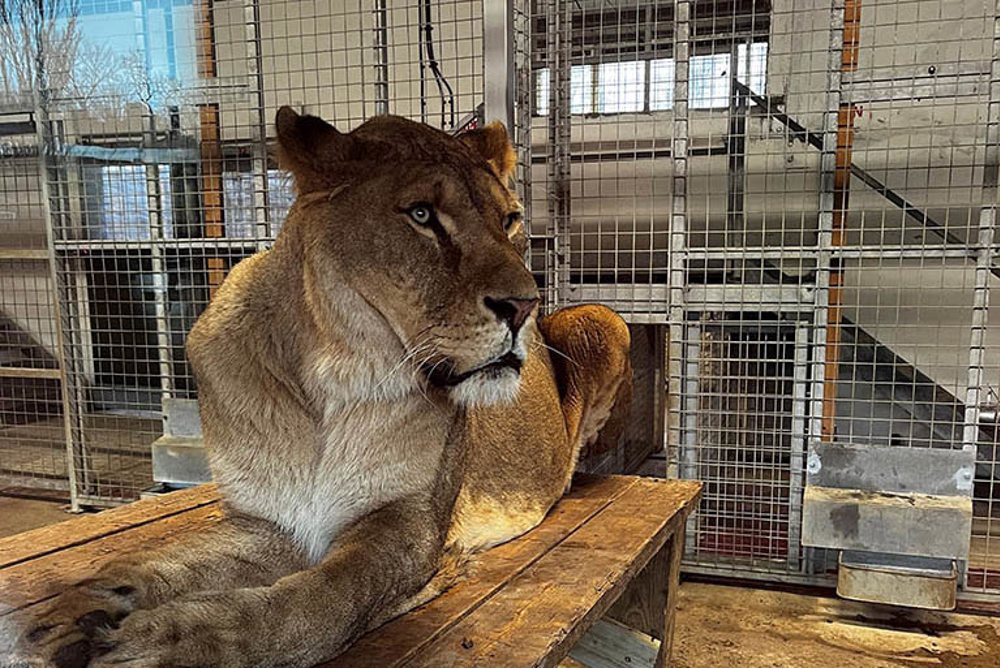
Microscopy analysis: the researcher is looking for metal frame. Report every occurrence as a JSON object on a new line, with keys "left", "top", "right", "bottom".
{"left": 483, "top": 0, "right": 515, "bottom": 131}
{"left": 0, "top": 0, "right": 998, "bottom": 604}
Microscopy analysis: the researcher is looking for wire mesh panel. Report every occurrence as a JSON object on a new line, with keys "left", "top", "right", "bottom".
{"left": 0, "top": 0, "right": 70, "bottom": 494}
{"left": 0, "top": 118, "right": 67, "bottom": 494}
{"left": 0, "top": 0, "right": 488, "bottom": 507}
{"left": 524, "top": 0, "right": 1000, "bottom": 600}
{"left": 3, "top": 0, "right": 997, "bottom": 604}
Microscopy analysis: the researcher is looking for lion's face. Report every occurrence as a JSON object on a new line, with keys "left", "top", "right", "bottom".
{"left": 276, "top": 108, "right": 538, "bottom": 406}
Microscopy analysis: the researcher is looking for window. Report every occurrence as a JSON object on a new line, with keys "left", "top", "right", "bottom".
{"left": 570, "top": 65, "right": 594, "bottom": 115}
{"left": 535, "top": 42, "right": 768, "bottom": 116}
{"left": 649, "top": 59, "right": 675, "bottom": 111}
{"left": 597, "top": 61, "right": 645, "bottom": 114}
{"left": 738, "top": 42, "right": 768, "bottom": 95}
{"left": 689, "top": 53, "right": 730, "bottom": 108}
{"left": 221, "top": 170, "right": 295, "bottom": 238}
{"left": 535, "top": 65, "right": 593, "bottom": 116}
{"left": 98, "top": 165, "right": 173, "bottom": 241}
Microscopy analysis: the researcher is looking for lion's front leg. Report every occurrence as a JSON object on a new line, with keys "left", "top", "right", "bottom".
{"left": 17, "top": 515, "right": 305, "bottom": 668}
{"left": 91, "top": 496, "right": 443, "bottom": 668}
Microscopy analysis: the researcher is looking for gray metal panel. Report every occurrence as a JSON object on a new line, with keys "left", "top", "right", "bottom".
{"left": 162, "top": 398, "right": 203, "bottom": 438}
{"left": 805, "top": 443, "right": 976, "bottom": 497}
{"left": 151, "top": 436, "right": 211, "bottom": 486}
{"left": 483, "top": 1, "right": 515, "bottom": 131}
{"left": 801, "top": 486, "right": 972, "bottom": 560}
{"left": 837, "top": 551, "right": 957, "bottom": 611}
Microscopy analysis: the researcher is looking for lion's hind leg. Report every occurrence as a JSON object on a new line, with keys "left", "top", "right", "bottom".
{"left": 537, "top": 304, "right": 633, "bottom": 486}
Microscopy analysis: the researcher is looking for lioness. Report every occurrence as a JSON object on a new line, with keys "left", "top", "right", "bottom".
{"left": 11, "top": 109, "right": 629, "bottom": 668}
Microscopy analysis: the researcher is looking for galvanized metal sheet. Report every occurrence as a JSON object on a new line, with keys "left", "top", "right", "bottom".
{"left": 806, "top": 443, "right": 976, "bottom": 497}
{"left": 801, "top": 486, "right": 973, "bottom": 560}
{"left": 837, "top": 551, "right": 957, "bottom": 611}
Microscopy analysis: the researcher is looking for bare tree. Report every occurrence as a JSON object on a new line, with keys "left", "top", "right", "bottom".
{"left": 67, "top": 41, "right": 129, "bottom": 111}
{"left": 0, "top": 0, "right": 81, "bottom": 107}
{"left": 121, "top": 49, "right": 190, "bottom": 114}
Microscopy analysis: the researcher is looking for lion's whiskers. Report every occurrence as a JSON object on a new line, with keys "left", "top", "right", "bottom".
{"left": 532, "top": 340, "right": 579, "bottom": 367}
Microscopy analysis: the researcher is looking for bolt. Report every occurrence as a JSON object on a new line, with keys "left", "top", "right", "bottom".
{"left": 928, "top": 65, "right": 937, "bottom": 75}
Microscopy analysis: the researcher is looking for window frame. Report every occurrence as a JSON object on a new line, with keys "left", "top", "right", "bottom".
{"left": 533, "top": 38, "right": 769, "bottom": 118}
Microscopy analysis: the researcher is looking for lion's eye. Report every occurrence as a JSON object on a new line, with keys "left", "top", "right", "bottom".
{"left": 504, "top": 211, "right": 522, "bottom": 231}
{"left": 407, "top": 203, "right": 435, "bottom": 226}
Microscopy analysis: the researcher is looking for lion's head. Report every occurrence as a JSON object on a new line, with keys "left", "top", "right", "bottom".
{"left": 275, "top": 107, "right": 539, "bottom": 407}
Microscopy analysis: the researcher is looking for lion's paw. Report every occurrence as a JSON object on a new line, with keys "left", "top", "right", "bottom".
{"left": 12, "top": 577, "right": 141, "bottom": 668}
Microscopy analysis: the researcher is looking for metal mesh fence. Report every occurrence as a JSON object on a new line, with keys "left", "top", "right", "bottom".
{"left": 1, "top": 0, "right": 998, "bottom": 603}
{"left": 0, "top": 130, "right": 67, "bottom": 493}
{"left": 1, "top": 0, "right": 487, "bottom": 507}
{"left": 526, "top": 0, "right": 1000, "bottom": 598}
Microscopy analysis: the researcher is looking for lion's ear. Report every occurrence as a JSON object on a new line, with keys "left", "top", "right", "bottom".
{"left": 460, "top": 121, "right": 517, "bottom": 184}
{"left": 275, "top": 106, "right": 355, "bottom": 192}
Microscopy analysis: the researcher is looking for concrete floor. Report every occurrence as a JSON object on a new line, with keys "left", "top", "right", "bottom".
{"left": 673, "top": 582, "right": 1000, "bottom": 668}
{"left": 0, "top": 495, "right": 72, "bottom": 538}
{"left": 1, "top": 502, "right": 998, "bottom": 667}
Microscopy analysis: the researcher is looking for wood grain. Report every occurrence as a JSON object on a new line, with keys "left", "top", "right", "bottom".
{"left": 334, "top": 475, "right": 641, "bottom": 668}
{"left": 607, "top": 534, "right": 670, "bottom": 640}
{"left": 0, "top": 475, "right": 702, "bottom": 668}
{"left": 655, "top": 532, "right": 686, "bottom": 668}
{"left": 0, "top": 485, "right": 218, "bottom": 570}
{"left": 0, "top": 505, "right": 224, "bottom": 612}
{"left": 402, "top": 479, "right": 700, "bottom": 668}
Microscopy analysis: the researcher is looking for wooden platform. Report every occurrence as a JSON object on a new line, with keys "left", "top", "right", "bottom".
{"left": 0, "top": 474, "right": 701, "bottom": 668}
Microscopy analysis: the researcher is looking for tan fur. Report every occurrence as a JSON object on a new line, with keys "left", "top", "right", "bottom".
{"left": 7, "top": 110, "right": 630, "bottom": 668}
{"left": 445, "top": 306, "right": 632, "bottom": 556}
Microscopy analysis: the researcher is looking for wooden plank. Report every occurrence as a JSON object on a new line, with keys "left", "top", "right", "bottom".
{"left": 568, "top": 619, "right": 660, "bottom": 668}
{"left": 403, "top": 479, "right": 701, "bottom": 668}
{"left": 0, "top": 367, "right": 61, "bottom": 379}
{"left": 334, "top": 475, "right": 642, "bottom": 668}
{"left": 0, "top": 485, "right": 218, "bottom": 569}
{"left": 607, "top": 531, "right": 671, "bottom": 640}
{"left": 0, "top": 504, "right": 224, "bottom": 613}
{"left": 655, "top": 533, "right": 685, "bottom": 668}
{"left": 0, "top": 475, "right": 699, "bottom": 668}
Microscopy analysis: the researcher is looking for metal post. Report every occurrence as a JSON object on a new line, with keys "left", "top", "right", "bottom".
{"left": 134, "top": 1, "right": 174, "bottom": 402}
{"left": 668, "top": 0, "right": 690, "bottom": 473}
{"left": 671, "top": 0, "right": 692, "bottom": 562}
{"left": 964, "top": 3, "right": 1000, "bottom": 456}
{"left": 244, "top": 0, "right": 272, "bottom": 246}
{"left": 681, "top": 322, "right": 700, "bottom": 556}
{"left": 726, "top": 41, "right": 747, "bottom": 250}
{"left": 808, "top": 2, "right": 848, "bottom": 450}
{"left": 512, "top": 0, "right": 533, "bottom": 266}
{"left": 959, "top": 0, "right": 1000, "bottom": 591}
{"left": 141, "top": 110, "right": 174, "bottom": 402}
{"left": 788, "top": 324, "right": 811, "bottom": 572}
{"left": 546, "top": 0, "right": 571, "bottom": 308}
{"left": 34, "top": 100, "right": 83, "bottom": 510}
{"left": 373, "top": 0, "right": 389, "bottom": 116}
{"left": 820, "top": 0, "right": 861, "bottom": 442}
{"left": 483, "top": 1, "right": 515, "bottom": 132}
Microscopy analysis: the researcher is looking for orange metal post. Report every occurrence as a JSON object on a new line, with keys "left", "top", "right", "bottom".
{"left": 821, "top": 0, "right": 861, "bottom": 441}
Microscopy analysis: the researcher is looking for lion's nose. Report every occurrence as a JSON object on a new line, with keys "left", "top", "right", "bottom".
{"left": 484, "top": 296, "right": 539, "bottom": 335}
